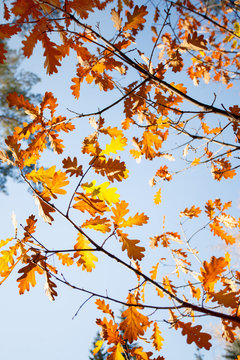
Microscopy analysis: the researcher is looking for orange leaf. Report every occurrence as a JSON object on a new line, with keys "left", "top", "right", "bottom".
{"left": 111, "top": 200, "right": 129, "bottom": 226}
{"left": 119, "top": 293, "right": 150, "bottom": 343}
{"left": 150, "top": 262, "right": 159, "bottom": 280}
{"left": 56, "top": 253, "right": 74, "bottom": 266}
{"left": 199, "top": 256, "right": 228, "bottom": 291}
{"left": 124, "top": 5, "right": 148, "bottom": 31}
{"left": 27, "top": 166, "right": 69, "bottom": 199}
{"left": 180, "top": 205, "right": 201, "bottom": 219}
{"left": 81, "top": 216, "right": 112, "bottom": 233}
{"left": 151, "top": 322, "right": 164, "bottom": 351}
{"left": 23, "top": 215, "right": 37, "bottom": 241}
{"left": 118, "top": 231, "right": 145, "bottom": 261}
{"left": 73, "top": 192, "right": 109, "bottom": 217}
{"left": 188, "top": 281, "right": 201, "bottom": 301}
{"left": 95, "top": 299, "right": 114, "bottom": 319}
{"left": 0, "top": 42, "right": 7, "bottom": 63}
{"left": 121, "top": 212, "right": 149, "bottom": 228}
{"left": 96, "top": 317, "right": 120, "bottom": 344}
{"left": 41, "top": 34, "right": 62, "bottom": 74}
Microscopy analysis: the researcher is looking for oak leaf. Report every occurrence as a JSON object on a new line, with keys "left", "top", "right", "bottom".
{"left": 175, "top": 321, "right": 212, "bottom": 350}
{"left": 33, "top": 194, "right": 55, "bottom": 224}
{"left": 207, "top": 289, "right": 240, "bottom": 309}
{"left": 107, "top": 343, "right": 125, "bottom": 360}
{"left": 199, "top": 256, "right": 228, "bottom": 291}
{"left": 180, "top": 205, "right": 201, "bottom": 219}
{"left": 81, "top": 216, "right": 112, "bottom": 233}
{"left": 123, "top": 5, "right": 148, "bottom": 32}
{"left": 154, "top": 188, "right": 162, "bottom": 205}
{"left": 73, "top": 192, "right": 109, "bottom": 216}
{"left": 95, "top": 299, "right": 114, "bottom": 319}
{"left": 119, "top": 293, "right": 150, "bottom": 343}
{"left": 81, "top": 181, "right": 120, "bottom": 205}
{"left": 111, "top": 9, "right": 122, "bottom": 30}
{"left": 74, "top": 233, "right": 98, "bottom": 272}
{"left": 121, "top": 212, "right": 149, "bottom": 228}
{"left": 56, "top": 253, "right": 74, "bottom": 266}
{"left": 101, "top": 135, "right": 127, "bottom": 156}
{"left": 111, "top": 201, "right": 129, "bottom": 226}
{"left": 71, "top": 0, "right": 94, "bottom": 18}
{"left": 151, "top": 322, "right": 164, "bottom": 351}
{"left": 118, "top": 231, "right": 145, "bottom": 261}
{"left": 92, "top": 157, "right": 128, "bottom": 182}
{"left": 27, "top": 166, "right": 69, "bottom": 199}
{"left": 23, "top": 215, "right": 37, "bottom": 241}
{"left": 62, "top": 156, "right": 83, "bottom": 177}
{"left": 96, "top": 317, "right": 120, "bottom": 344}
{"left": 150, "top": 263, "right": 159, "bottom": 281}
{"left": 93, "top": 340, "right": 104, "bottom": 356}
{"left": 17, "top": 256, "right": 44, "bottom": 294}
{"left": 44, "top": 271, "right": 57, "bottom": 301}
{"left": 41, "top": 34, "right": 62, "bottom": 74}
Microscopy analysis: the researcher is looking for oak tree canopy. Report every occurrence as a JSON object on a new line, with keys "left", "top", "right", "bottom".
{"left": 1, "top": 0, "right": 240, "bottom": 359}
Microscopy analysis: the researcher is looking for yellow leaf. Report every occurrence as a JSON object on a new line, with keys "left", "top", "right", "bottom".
{"left": 81, "top": 180, "right": 120, "bottom": 205}
{"left": 191, "top": 158, "right": 200, "bottom": 166}
{"left": 93, "top": 340, "right": 104, "bottom": 356}
{"left": 108, "top": 343, "right": 125, "bottom": 360}
{"left": 101, "top": 135, "right": 127, "bottom": 155}
{"left": 74, "top": 233, "right": 98, "bottom": 272}
{"left": 154, "top": 188, "right": 161, "bottom": 205}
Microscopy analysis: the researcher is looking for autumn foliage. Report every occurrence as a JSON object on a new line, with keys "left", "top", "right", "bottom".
{"left": 1, "top": 0, "right": 240, "bottom": 358}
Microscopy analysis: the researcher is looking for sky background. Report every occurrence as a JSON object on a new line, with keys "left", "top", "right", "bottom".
{"left": 1, "top": 1, "right": 240, "bottom": 360}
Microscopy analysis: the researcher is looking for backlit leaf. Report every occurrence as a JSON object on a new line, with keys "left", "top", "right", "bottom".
{"left": 119, "top": 293, "right": 150, "bottom": 343}
{"left": 151, "top": 322, "right": 164, "bottom": 351}
{"left": 82, "top": 216, "right": 112, "bottom": 233}
{"left": 74, "top": 233, "right": 98, "bottom": 272}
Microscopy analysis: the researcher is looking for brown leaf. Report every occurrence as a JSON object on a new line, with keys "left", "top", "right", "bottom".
{"left": 92, "top": 157, "right": 128, "bottom": 182}
{"left": 33, "top": 194, "right": 55, "bottom": 224}
{"left": 62, "top": 156, "right": 83, "bottom": 177}
{"left": 175, "top": 321, "right": 212, "bottom": 350}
